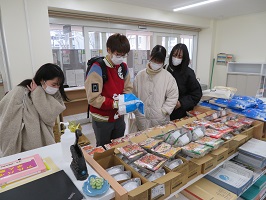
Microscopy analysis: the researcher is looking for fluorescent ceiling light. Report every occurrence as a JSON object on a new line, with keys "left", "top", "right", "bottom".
{"left": 173, "top": 0, "right": 220, "bottom": 12}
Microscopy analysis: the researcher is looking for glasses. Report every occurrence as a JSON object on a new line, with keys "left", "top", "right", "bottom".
{"left": 113, "top": 52, "right": 128, "bottom": 58}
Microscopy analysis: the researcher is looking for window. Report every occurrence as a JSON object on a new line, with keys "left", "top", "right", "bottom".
{"left": 50, "top": 24, "right": 86, "bottom": 87}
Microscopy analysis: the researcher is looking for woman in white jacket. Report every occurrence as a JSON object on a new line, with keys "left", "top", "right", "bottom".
{"left": 133, "top": 45, "right": 179, "bottom": 131}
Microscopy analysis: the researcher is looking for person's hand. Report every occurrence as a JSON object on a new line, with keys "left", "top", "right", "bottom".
{"left": 27, "top": 79, "right": 38, "bottom": 92}
{"left": 175, "top": 101, "right": 181, "bottom": 109}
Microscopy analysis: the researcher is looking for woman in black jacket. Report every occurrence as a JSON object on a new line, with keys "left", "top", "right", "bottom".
{"left": 167, "top": 43, "right": 202, "bottom": 120}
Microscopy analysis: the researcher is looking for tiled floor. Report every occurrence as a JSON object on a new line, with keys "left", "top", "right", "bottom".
{"left": 63, "top": 113, "right": 130, "bottom": 147}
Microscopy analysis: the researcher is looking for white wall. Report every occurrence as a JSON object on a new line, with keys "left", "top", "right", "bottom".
{"left": 212, "top": 11, "right": 266, "bottom": 87}
{"left": 0, "top": 0, "right": 52, "bottom": 89}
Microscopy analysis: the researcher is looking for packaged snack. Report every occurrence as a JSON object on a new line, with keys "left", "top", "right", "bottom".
{"left": 164, "top": 128, "right": 191, "bottom": 146}
{"left": 225, "top": 120, "right": 245, "bottom": 130}
{"left": 134, "top": 153, "right": 167, "bottom": 171}
{"left": 110, "top": 137, "right": 124, "bottom": 144}
{"left": 222, "top": 133, "right": 235, "bottom": 140}
{"left": 106, "top": 165, "right": 124, "bottom": 175}
{"left": 228, "top": 99, "right": 256, "bottom": 110}
{"left": 165, "top": 159, "right": 184, "bottom": 170}
{"left": 226, "top": 113, "right": 239, "bottom": 120}
{"left": 145, "top": 169, "right": 166, "bottom": 181}
{"left": 121, "top": 178, "right": 141, "bottom": 192}
{"left": 138, "top": 138, "right": 162, "bottom": 150}
{"left": 205, "top": 128, "right": 226, "bottom": 139}
{"left": 237, "top": 117, "right": 254, "bottom": 126}
{"left": 141, "top": 126, "right": 164, "bottom": 136}
{"left": 220, "top": 109, "right": 229, "bottom": 117}
{"left": 111, "top": 171, "right": 131, "bottom": 181}
{"left": 200, "top": 101, "right": 223, "bottom": 111}
{"left": 209, "top": 122, "right": 233, "bottom": 134}
{"left": 194, "top": 118, "right": 212, "bottom": 128}
{"left": 82, "top": 146, "right": 105, "bottom": 156}
{"left": 187, "top": 110, "right": 203, "bottom": 117}
{"left": 117, "top": 144, "right": 146, "bottom": 160}
{"left": 181, "top": 142, "right": 212, "bottom": 158}
{"left": 104, "top": 140, "right": 124, "bottom": 150}
{"left": 121, "top": 131, "right": 143, "bottom": 142}
{"left": 151, "top": 142, "right": 180, "bottom": 159}
{"left": 242, "top": 108, "right": 266, "bottom": 121}
{"left": 204, "top": 111, "right": 221, "bottom": 121}
{"left": 212, "top": 116, "right": 230, "bottom": 123}
{"left": 195, "top": 136, "right": 224, "bottom": 149}
{"left": 183, "top": 124, "right": 205, "bottom": 141}
{"left": 129, "top": 163, "right": 140, "bottom": 172}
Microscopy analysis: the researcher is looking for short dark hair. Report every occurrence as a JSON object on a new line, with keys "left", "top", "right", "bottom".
{"left": 106, "top": 33, "right": 130, "bottom": 54}
{"left": 18, "top": 63, "right": 68, "bottom": 101}
{"left": 150, "top": 45, "right": 167, "bottom": 63}
{"left": 169, "top": 43, "right": 190, "bottom": 71}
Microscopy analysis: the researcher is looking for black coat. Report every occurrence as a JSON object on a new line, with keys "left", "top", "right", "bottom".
{"left": 167, "top": 66, "right": 202, "bottom": 120}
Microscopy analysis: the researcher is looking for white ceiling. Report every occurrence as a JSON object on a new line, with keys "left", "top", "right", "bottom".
{"left": 109, "top": 0, "right": 266, "bottom": 19}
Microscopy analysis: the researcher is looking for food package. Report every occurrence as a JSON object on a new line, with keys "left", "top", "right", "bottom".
{"left": 225, "top": 120, "right": 245, "bottom": 132}
{"left": 204, "top": 111, "right": 221, "bottom": 121}
{"left": 151, "top": 142, "right": 180, "bottom": 159}
{"left": 121, "top": 178, "right": 141, "bottom": 192}
{"left": 104, "top": 140, "right": 125, "bottom": 150}
{"left": 138, "top": 138, "right": 163, "bottom": 150}
{"left": 181, "top": 142, "right": 212, "bottom": 158}
{"left": 205, "top": 128, "right": 226, "bottom": 139}
{"left": 195, "top": 136, "right": 224, "bottom": 149}
{"left": 165, "top": 159, "right": 184, "bottom": 170}
{"left": 164, "top": 129, "right": 192, "bottom": 147}
{"left": 187, "top": 110, "right": 203, "bottom": 117}
{"left": 194, "top": 118, "right": 212, "bottom": 128}
{"left": 134, "top": 153, "right": 167, "bottom": 171}
{"left": 111, "top": 171, "right": 131, "bottom": 181}
{"left": 209, "top": 122, "right": 233, "bottom": 134}
{"left": 117, "top": 143, "right": 147, "bottom": 160}
{"left": 106, "top": 165, "right": 124, "bottom": 175}
{"left": 145, "top": 169, "right": 166, "bottom": 181}
{"left": 82, "top": 145, "right": 105, "bottom": 156}
{"left": 212, "top": 116, "right": 230, "bottom": 123}
{"left": 183, "top": 123, "right": 205, "bottom": 141}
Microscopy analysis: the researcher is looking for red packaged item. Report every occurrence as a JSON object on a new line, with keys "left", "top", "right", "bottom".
{"left": 104, "top": 140, "right": 124, "bottom": 150}
{"left": 82, "top": 145, "right": 105, "bottom": 156}
{"left": 134, "top": 153, "right": 167, "bottom": 171}
{"left": 226, "top": 113, "right": 239, "bottom": 120}
{"left": 237, "top": 117, "right": 254, "bottom": 126}
{"left": 138, "top": 138, "right": 162, "bottom": 150}
{"left": 225, "top": 120, "right": 245, "bottom": 130}
{"left": 204, "top": 112, "right": 220, "bottom": 121}
{"left": 117, "top": 144, "right": 146, "bottom": 160}
{"left": 209, "top": 122, "right": 233, "bottom": 134}
{"left": 151, "top": 142, "right": 180, "bottom": 159}
{"left": 205, "top": 128, "right": 226, "bottom": 139}
{"left": 194, "top": 118, "right": 212, "bottom": 128}
{"left": 212, "top": 116, "right": 230, "bottom": 123}
{"left": 187, "top": 110, "right": 203, "bottom": 117}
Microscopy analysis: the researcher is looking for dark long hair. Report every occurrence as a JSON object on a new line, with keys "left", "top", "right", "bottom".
{"left": 150, "top": 45, "right": 167, "bottom": 63}
{"left": 169, "top": 43, "right": 190, "bottom": 72}
{"left": 18, "top": 63, "right": 68, "bottom": 101}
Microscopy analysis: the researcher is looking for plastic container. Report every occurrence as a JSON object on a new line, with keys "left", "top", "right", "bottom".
{"left": 60, "top": 122, "right": 75, "bottom": 162}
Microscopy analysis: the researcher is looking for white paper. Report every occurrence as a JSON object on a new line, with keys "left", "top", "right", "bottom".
{"left": 66, "top": 70, "right": 76, "bottom": 86}
{"left": 75, "top": 69, "right": 85, "bottom": 86}
{"left": 239, "top": 138, "right": 266, "bottom": 158}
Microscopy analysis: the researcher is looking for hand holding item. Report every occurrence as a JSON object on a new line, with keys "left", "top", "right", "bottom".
{"left": 27, "top": 79, "right": 38, "bottom": 92}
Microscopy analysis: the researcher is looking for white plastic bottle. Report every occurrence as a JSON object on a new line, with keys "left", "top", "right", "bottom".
{"left": 60, "top": 122, "right": 76, "bottom": 162}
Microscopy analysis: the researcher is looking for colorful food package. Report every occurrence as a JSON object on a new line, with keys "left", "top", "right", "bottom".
{"left": 138, "top": 138, "right": 162, "bottom": 150}
{"left": 220, "top": 109, "right": 229, "bottom": 117}
{"left": 205, "top": 128, "right": 226, "bottom": 139}
{"left": 82, "top": 145, "right": 105, "bottom": 156}
{"left": 187, "top": 110, "right": 203, "bottom": 117}
{"left": 111, "top": 131, "right": 143, "bottom": 143}
{"left": 183, "top": 123, "right": 206, "bottom": 141}
{"left": 104, "top": 140, "right": 124, "bottom": 150}
{"left": 134, "top": 153, "right": 167, "bottom": 171}
{"left": 209, "top": 122, "right": 233, "bottom": 134}
{"left": 117, "top": 143, "right": 146, "bottom": 160}
{"left": 194, "top": 118, "right": 212, "bottom": 128}
{"left": 212, "top": 116, "right": 230, "bottom": 123}
{"left": 181, "top": 142, "right": 212, "bottom": 158}
{"left": 164, "top": 128, "right": 192, "bottom": 147}
{"left": 226, "top": 113, "right": 239, "bottom": 120}
{"left": 195, "top": 136, "right": 224, "bottom": 149}
{"left": 237, "top": 117, "right": 254, "bottom": 126}
{"left": 225, "top": 120, "right": 245, "bottom": 131}
{"left": 151, "top": 142, "right": 180, "bottom": 159}
{"left": 204, "top": 111, "right": 221, "bottom": 121}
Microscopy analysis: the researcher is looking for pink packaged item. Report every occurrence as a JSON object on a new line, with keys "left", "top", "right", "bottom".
{"left": 0, "top": 154, "right": 46, "bottom": 186}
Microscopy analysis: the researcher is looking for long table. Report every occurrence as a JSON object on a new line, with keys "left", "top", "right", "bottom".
{"left": 0, "top": 143, "right": 115, "bottom": 200}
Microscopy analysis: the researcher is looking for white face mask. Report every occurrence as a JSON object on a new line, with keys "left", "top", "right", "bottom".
{"left": 172, "top": 57, "right": 182, "bottom": 66}
{"left": 43, "top": 82, "right": 59, "bottom": 95}
{"left": 150, "top": 62, "right": 163, "bottom": 71}
{"left": 111, "top": 54, "right": 124, "bottom": 65}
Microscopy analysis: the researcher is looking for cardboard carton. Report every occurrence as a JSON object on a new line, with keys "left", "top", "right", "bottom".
{"left": 240, "top": 126, "right": 254, "bottom": 141}
{"left": 191, "top": 155, "right": 216, "bottom": 174}
{"left": 210, "top": 147, "right": 229, "bottom": 165}
{"left": 181, "top": 178, "right": 237, "bottom": 200}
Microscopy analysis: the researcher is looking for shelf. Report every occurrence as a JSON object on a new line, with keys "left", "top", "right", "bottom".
{"left": 165, "top": 152, "right": 239, "bottom": 200}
